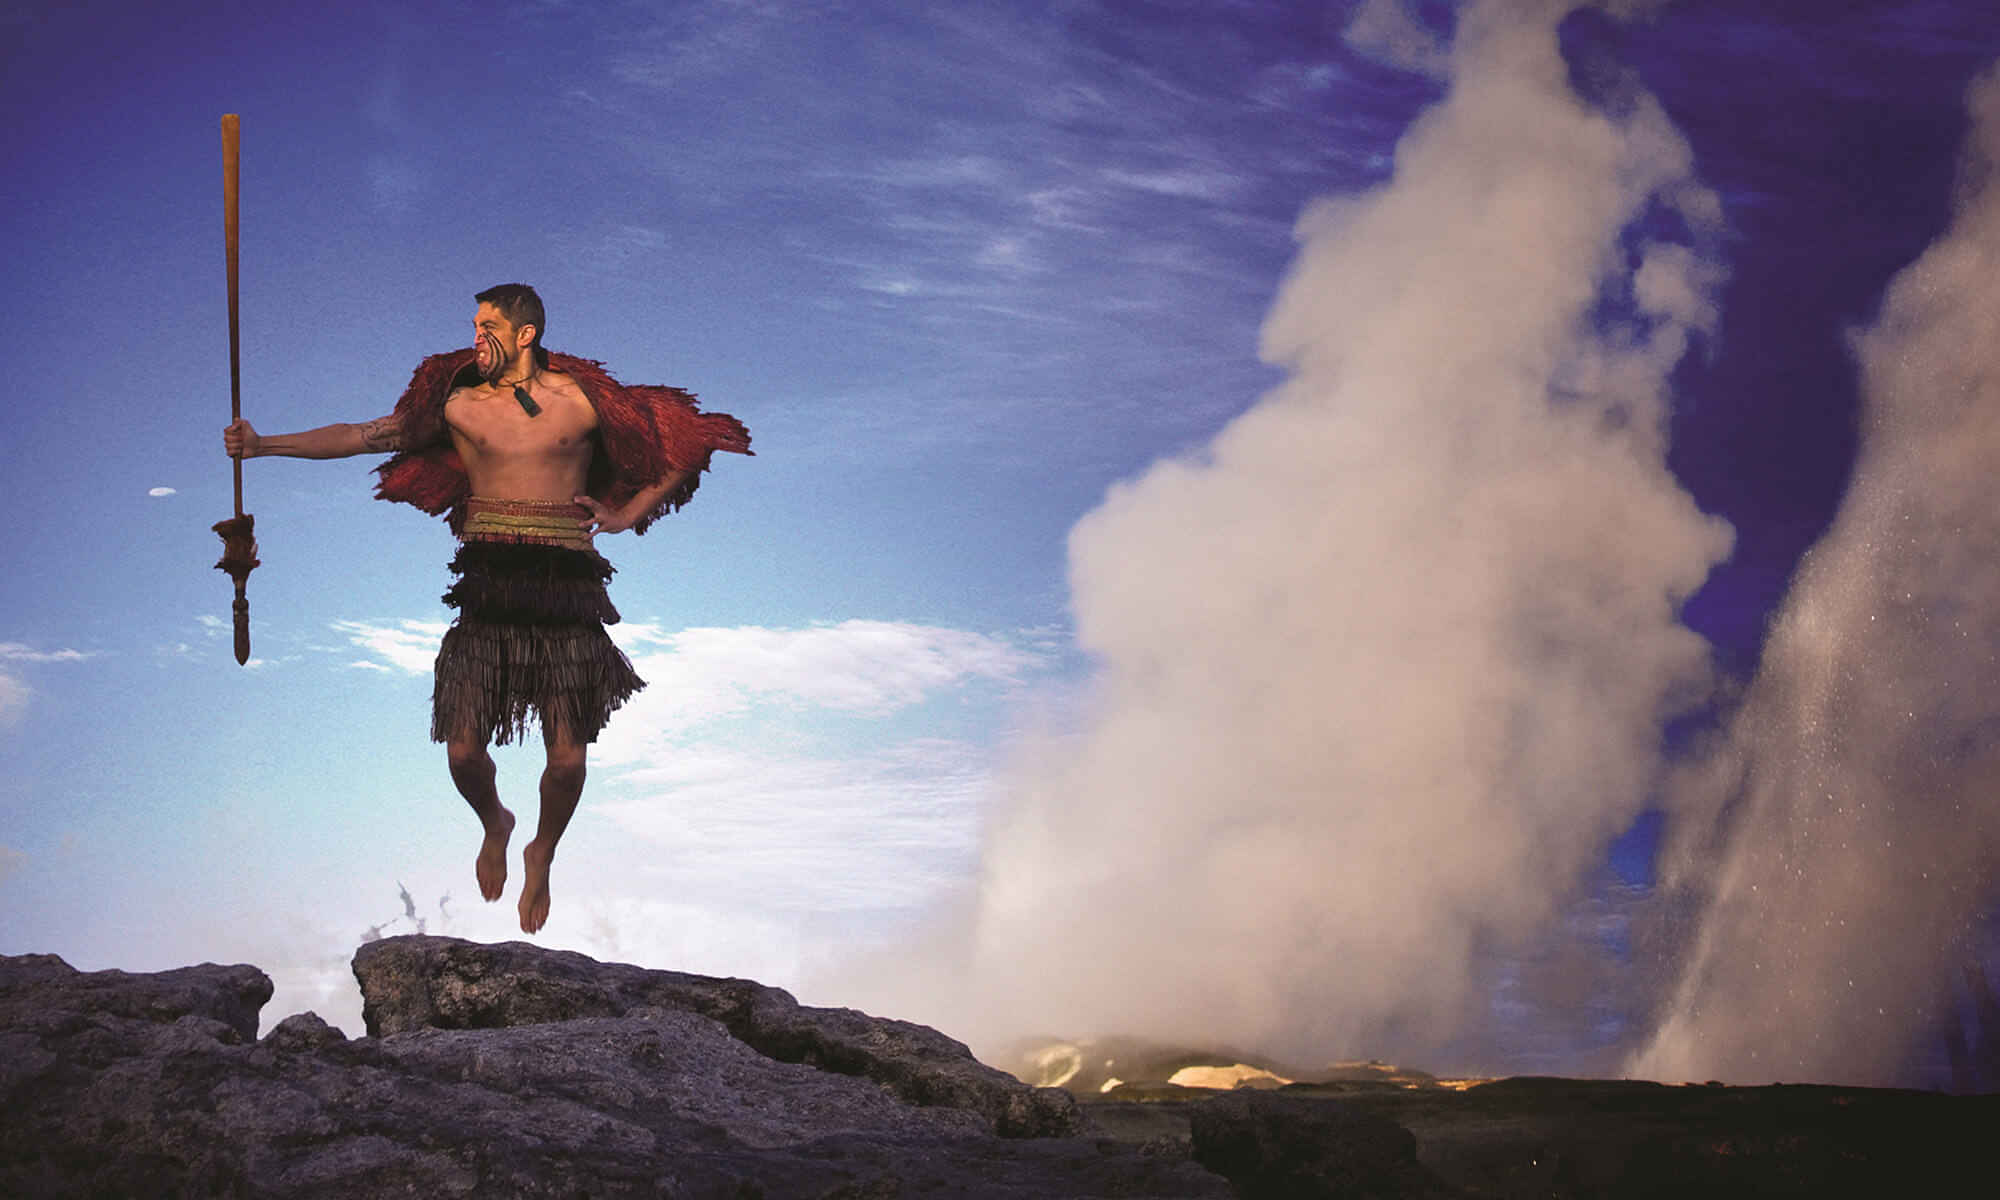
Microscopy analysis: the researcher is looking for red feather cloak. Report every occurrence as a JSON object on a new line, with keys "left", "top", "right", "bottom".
{"left": 373, "top": 349, "right": 752, "bottom": 535}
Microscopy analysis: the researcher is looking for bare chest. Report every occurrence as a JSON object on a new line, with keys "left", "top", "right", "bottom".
{"left": 446, "top": 384, "right": 598, "bottom": 465}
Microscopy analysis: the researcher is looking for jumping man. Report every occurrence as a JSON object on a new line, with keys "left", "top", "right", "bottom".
{"left": 224, "top": 284, "right": 750, "bottom": 933}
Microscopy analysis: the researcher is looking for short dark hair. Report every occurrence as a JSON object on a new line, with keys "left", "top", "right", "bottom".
{"left": 475, "top": 283, "right": 547, "bottom": 365}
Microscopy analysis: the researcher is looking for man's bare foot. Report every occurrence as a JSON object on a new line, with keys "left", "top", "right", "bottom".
{"left": 477, "top": 807, "right": 516, "bottom": 902}
{"left": 519, "top": 838, "right": 554, "bottom": 934}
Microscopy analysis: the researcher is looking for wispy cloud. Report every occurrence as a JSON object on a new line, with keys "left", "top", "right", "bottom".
{"left": 319, "top": 615, "right": 1047, "bottom": 986}
{"left": 608, "top": 0, "right": 792, "bottom": 86}
{"left": 516, "top": 6, "right": 1413, "bottom": 492}
{"left": 329, "top": 617, "right": 1046, "bottom": 745}
{"left": 586, "top": 622, "right": 1048, "bottom": 929}
{"left": 597, "top": 736, "right": 990, "bottom": 914}
{"left": 0, "top": 644, "right": 91, "bottom": 730}
{"left": 0, "top": 644, "right": 93, "bottom": 663}
{"left": 148, "top": 486, "right": 176, "bottom": 498}
{"left": 599, "top": 620, "right": 1044, "bottom": 742}
{"left": 329, "top": 619, "right": 449, "bottom": 675}
{"left": 0, "top": 844, "right": 24, "bottom": 885}
{"left": 1099, "top": 164, "right": 1251, "bottom": 204}
{"left": 572, "top": 2, "right": 1363, "bottom": 463}
{"left": 552, "top": 224, "right": 673, "bottom": 275}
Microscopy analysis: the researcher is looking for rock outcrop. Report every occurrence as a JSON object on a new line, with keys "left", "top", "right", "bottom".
{"left": 9, "top": 939, "right": 1999, "bottom": 1198}
{"left": 0, "top": 937, "right": 1228, "bottom": 1199}
{"left": 351, "top": 935, "right": 1078, "bottom": 1139}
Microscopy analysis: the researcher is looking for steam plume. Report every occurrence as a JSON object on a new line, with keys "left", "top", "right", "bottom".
{"left": 923, "top": 0, "right": 1733, "bottom": 1064}
{"left": 1631, "top": 65, "right": 2000, "bottom": 1087}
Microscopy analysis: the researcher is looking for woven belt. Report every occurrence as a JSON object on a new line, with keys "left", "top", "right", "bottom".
{"left": 461, "top": 497, "right": 594, "bottom": 550}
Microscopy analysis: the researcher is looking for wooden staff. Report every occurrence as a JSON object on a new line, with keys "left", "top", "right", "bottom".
{"left": 212, "top": 113, "right": 258, "bottom": 665}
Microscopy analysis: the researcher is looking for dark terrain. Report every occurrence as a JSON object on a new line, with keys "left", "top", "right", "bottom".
{"left": 2, "top": 937, "right": 1990, "bottom": 1197}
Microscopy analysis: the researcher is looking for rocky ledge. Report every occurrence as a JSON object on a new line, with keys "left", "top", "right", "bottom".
{"left": 4, "top": 938, "right": 1996, "bottom": 1198}
{"left": 0, "top": 936, "right": 1225, "bottom": 1198}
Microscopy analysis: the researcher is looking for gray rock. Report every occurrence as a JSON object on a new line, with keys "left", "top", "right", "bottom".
{"left": 354, "top": 934, "right": 1081, "bottom": 1138}
{"left": 0, "top": 951, "right": 271, "bottom": 1042}
{"left": 262, "top": 1011, "right": 347, "bottom": 1053}
{"left": 0, "top": 946, "right": 1230, "bottom": 1199}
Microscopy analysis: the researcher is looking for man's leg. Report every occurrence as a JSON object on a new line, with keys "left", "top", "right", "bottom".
{"left": 447, "top": 736, "right": 516, "bottom": 903}
{"left": 519, "top": 728, "right": 587, "bottom": 934}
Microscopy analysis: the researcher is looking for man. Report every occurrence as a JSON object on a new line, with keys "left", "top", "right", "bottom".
{"left": 224, "top": 284, "right": 750, "bottom": 933}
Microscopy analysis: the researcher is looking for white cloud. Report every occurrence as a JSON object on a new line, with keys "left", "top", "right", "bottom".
{"left": 974, "top": 237, "right": 1037, "bottom": 273}
{"left": 0, "top": 644, "right": 92, "bottom": 663}
{"left": 858, "top": 276, "right": 922, "bottom": 297}
{"left": 315, "top": 616, "right": 1044, "bottom": 991}
{"left": 329, "top": 618, "right": 1042, "bottom": 710}
{"left": 603, "top": 223, "right": 667, "bottom": 253}
{"left": 1026, "top": 186, "right": 1109, "bottom": 232}
{"left": 597, "top": 737, "right": 989, "bottom": 914}
{"left": 1099, "top": 165, "right": 1247, "bottom": 203}
{"left": 148, "top": 486, "right": 176, "bottom": 498}
{"left": 561, "top": 895, "right": 816, "bottom": 992}
{"left": 328, "top": 619, "right": 450, "bottom": 675}
{"left": 0, "top": 644, "right": 94, "bottom": 728}
{"left": 590, "top": 620, "right": 1045, "bottom": 762}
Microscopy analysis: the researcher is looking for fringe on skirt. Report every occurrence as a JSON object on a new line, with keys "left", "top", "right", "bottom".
{"left": 431, "top": 540, "right": 645, "bottom": 746}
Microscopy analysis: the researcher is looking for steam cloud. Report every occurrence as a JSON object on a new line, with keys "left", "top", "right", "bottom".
{"left": 1630, "top": 65, "right": 2000, "bottom": 1087}
{"left": 860, "top": 0, "right": 1737, "bottom": 1065}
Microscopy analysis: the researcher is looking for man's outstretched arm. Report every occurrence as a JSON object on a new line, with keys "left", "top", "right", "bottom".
{"left": 224, "top": 414, "right": 403, "bottom": 460}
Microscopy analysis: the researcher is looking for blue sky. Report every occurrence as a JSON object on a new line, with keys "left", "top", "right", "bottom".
{"left": 5, "top": 1, "right": 2000, "bottom": 1087}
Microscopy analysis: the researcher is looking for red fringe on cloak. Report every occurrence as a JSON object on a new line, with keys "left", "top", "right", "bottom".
{"left": 372, "top": 349, "right": 752, "bottom": 534}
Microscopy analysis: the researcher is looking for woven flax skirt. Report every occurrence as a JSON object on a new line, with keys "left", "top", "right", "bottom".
{"left": 431, "top": 498, "right": 645, "bottom": 746}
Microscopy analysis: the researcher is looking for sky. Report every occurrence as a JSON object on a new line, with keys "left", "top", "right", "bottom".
{"left": 4, "top": 0, "right": 2000, "bottom": 1090}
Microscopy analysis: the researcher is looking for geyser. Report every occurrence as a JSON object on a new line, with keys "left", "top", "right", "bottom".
{"left": 946, "top": 0, "right": 1733, "bottom": 1065}
{"left": 1631, "top": 63, "right": 2000, "bottom": 1088}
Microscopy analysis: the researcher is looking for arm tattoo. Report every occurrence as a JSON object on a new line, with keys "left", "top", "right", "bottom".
{"left": 358, "top": 415, "right": 403, "bottom": 453}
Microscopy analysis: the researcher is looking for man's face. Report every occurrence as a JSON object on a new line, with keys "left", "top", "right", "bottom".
{"left": 472, "top": 302, "right": 530, "bottom": 381}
